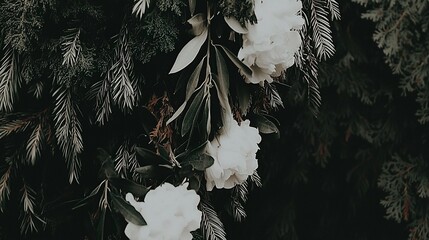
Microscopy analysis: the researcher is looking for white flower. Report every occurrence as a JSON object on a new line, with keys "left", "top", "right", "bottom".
{"left": 124, "top": 182, "right": 202, "bottom": 240}
{"left": 238, "top": 0, "right": 304, "bottom": 85}
{"left": 205, "top": 118, "right": 262, "bottom": 191}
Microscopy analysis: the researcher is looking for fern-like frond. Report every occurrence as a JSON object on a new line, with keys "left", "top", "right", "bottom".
{"left": 133, "top": 0, "right": 151, "bottom": 19}
{"left": 296, "top": 12, "right": 322, "bottom": 116}
{"left": 250, "top": 170, "right": 262, "bottom": 187}
{"left": 26, "top": 122, "right": 43, "bottom": 165}
{"left": 231, "top": 182, "right": 249, "bottom": 222}
{"left": 92, "top": 75, "right": 113, "bottom": 125}
{"left": 110, "top": 27, "right": 139, "bottom": 113}
{"left": 53, "top": 86, "right": 83, "bottom": 183}
{"left": 200, "top": 200, "right": 227, "bottom": 240}
{"left": 326, "top": 0, "right": 341, "bottom": 20}
{"left": 0, "top": 164, "right": 13, "bottom": 212}
{"left": 266, "top": 83, "right": 284, "bottom": 110}
{"left": 20, "top": 183, "right": 46, "bottom": 234}
{"left": 0, "top": 114, "right": 34, "bottom": 139}
{"left": 310, "top": 0, "right": 335, "bottom": 60}
{"left": 0, "top": 46, "right": 21, "bottom": 112}
{"left": 61, "top": 28, "right": 82, "bottom": 67}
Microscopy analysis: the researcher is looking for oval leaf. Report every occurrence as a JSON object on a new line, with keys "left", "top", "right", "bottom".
{"left": 169, "top": 29, "right": 208, "bottom": 74}
{"left": 224, "top": 16, "right": 248, "bottom": 34}
{"left": 111, "top": 193, "right": 146, "bottom": 226}
{"left": 135, "top": 165, "right": 173, "bottom": 179}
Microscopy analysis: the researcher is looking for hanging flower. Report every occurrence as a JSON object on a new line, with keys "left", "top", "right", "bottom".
{"left": 124, "top": 182, "right": 202, "bottom": 240}
{"left": 205, "top": 117, "right": 262, "bottom": 191}
{"left": 238, "top": 0, "right": 304, "bottom": 85}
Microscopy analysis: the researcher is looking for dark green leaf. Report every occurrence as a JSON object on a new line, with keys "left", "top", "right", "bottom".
{"left": 215, "top": 44, "right": 252, "bottom": 77}
{"left": 109, "top": 177, "right": 149, "bottom": 198}
{"left": 214, "top": 47, "right": 230, "bottom": 110}
{"left": 97, "top": 148, "right": 117, "bottom": 179}
{"left": 252, "top": 114, "right": 280, "bottom": 136}
{"left": 110, "top": 193, "right": 146, "bottom": 226}
{"left": 186, "top": 57, "right": 205, "bottom": 100}
{"left": 187, "top": 13, "right": 206, "bottom": 36}
{"left": 189, "top": 0, "right": 196, "bottom": 15}
{"left": 135, "top": 164, "right": 173, "bottom": 179}
{"left": 184, "top": 153, "right": 214, "bottom": 171}
{"left": 135, "top": 147, "right": 169, "bottom": 164}
{"left": 96, "top": 206, "right": 106, "bottom": 240}
{"left": 188, "top": 175, "right": 201, "bottom": 191}
{"left": 236, "top": 81, "right": 251, "bottom": 115}
{"left": 181, "top": 88, "right": 205, "bottom": 136}
{"left": 73, "top": 181, "right": 104, "bottom": 210}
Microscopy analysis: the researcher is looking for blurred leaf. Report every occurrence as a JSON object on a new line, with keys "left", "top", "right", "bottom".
{"left": 73, "top": 181, "right": 104, "bottom": 210}
{"left": 236, "top": 80, "right": 251, "bottom": 115}
{"left": 170, "top": 29, "right": 208, "bottom": 74}
{"left": 97, "top": 148, "right": 117, "bottom": 179}
{"left": 109, "top": 177, "right": 149, "bottom": 198}
{"left": 188, "top": 175, "right": 201, "bottom": 191}
{"left": 110, "top": 193, "right": 146, "bottom": 226}
{"left": 189, "top": 0, "right": 196, "bottom": 15}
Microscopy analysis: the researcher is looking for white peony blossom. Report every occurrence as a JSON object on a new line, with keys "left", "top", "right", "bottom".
{"left": 205, "top": 117, "right": 262, "bottom": 191}
{"left": 238, "top": 0, "right": 304, "bottom": 85}
{"left": 124, "top": 182, "right": 202, "bottom": 240}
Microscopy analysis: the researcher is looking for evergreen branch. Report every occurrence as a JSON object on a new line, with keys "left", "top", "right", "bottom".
{"left": 93, "top": 75, "right": 113, "bottom": 125}
{"left": 326, "top": 0, "right": 341, "bottom": 20}
{"left": 310, "top": 0, "right": 335, "bottom": 60}
{"left": 265, "top": 83, "right": 284, "bottom": 110}
{"left": 111, "top": 27, "right": 138, "bottom": 112}
{"left": 26, "top": 122, "right": 43, "bottom": 166}
{"left": 231, "top": 182, "right": 249, "bottom": 222}
{"left": 0, "top": 165, "right": 13, "bottom": 212}
{"left": 0, "top": 46, "right": 21, "bottom": 112}
{"left": 250, "top": 170, "right": 262, "bottom": 188}
{"left": 61, "top": 28, "right": 82, "bottom": 67}
{"left": 200, "top": 200, "right": 227, "bottom": 240}
{"left": 53, "top": 86, "right": 83, "bottom": 183}
{"left": 20, "top": 183, "right": 46, "bottom": 234}
{"left": 0, "top": 114, "right": 34, "bottom": 139}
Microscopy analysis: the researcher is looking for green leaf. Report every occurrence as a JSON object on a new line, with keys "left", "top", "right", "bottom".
{"left": 181, "top": 88, "right": 205, "bottom": 136}
{"left": 170, "top": 29, "right": 208, "bottom": 74}
{"left": 184, "top": 153, "right": 214, "bottom": 171}
{"left": 110, "top": 193, "right": 146, "bottom": 226}
{"left": 109, "top": 177, "right": 149, "bottom": 198}
{"left": 186, "top": 57, "right": 205, "bottom": 100}
{"left": 188, "top": 175, "right": 201, "bottom": 191}
{"left": 215, "top": 44, "right": 252, "bottom": 77}
{"left": 135, "top": 147, "right": 169, "bottom": 164}
{"left": 252, "top": 114, "right": 280, "bottom": 136}
{"left": 166, "top": 100, "right": 187, "bottom": 125}
{"left": 224, "top": 17, "right": 248, "bottom": 34}
{"left": 214, "top": 47, "right": 230, "bottom": 110}
{"left": 97, "top": 148, "right": 117, "bottom": 179}
{"left": 201, "top": 96, "right": 211, "bottom": 136}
